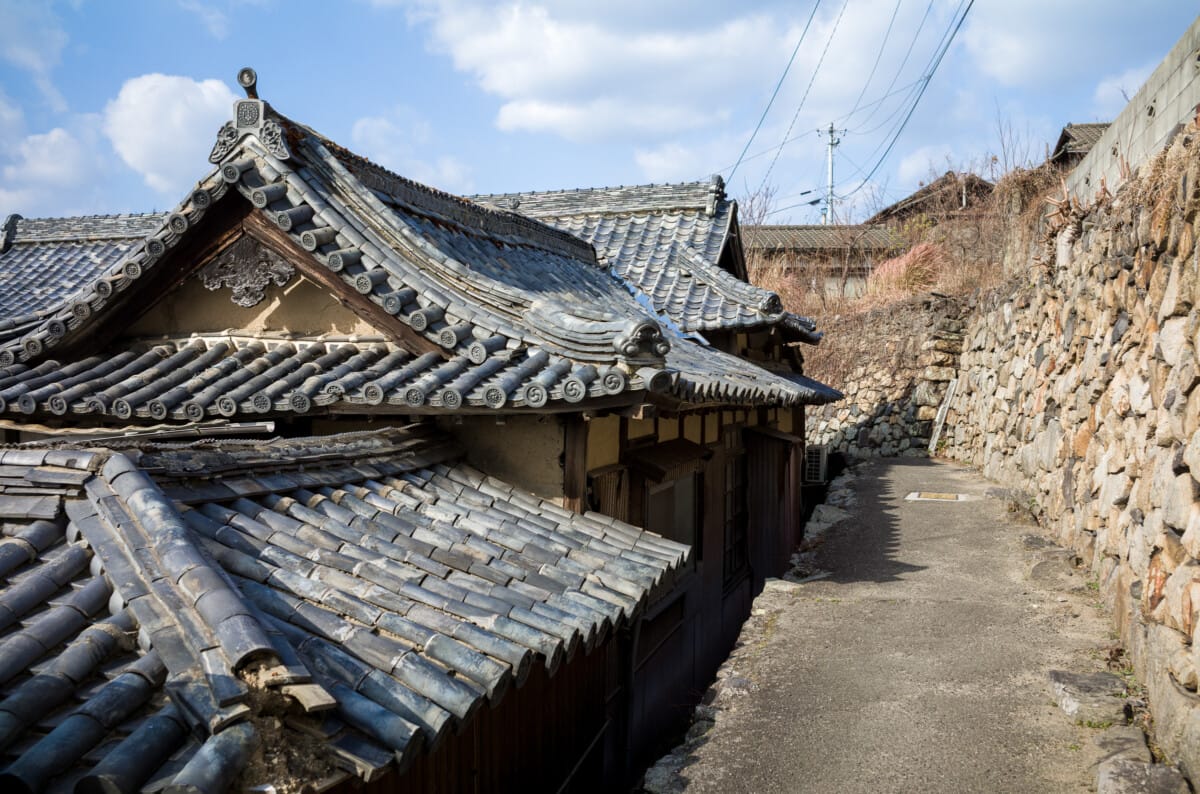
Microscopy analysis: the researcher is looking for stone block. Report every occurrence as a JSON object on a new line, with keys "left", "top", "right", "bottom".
{"left": 1184, "top": 431, "right": 1200, "bottom": 484}
{"left": 1073, "top": 424, "right": 1095, "bottom": 459}
{"left": 1157, "top": 316, "right": 1190, "bottom": 367}
{"left": 1153, "top": 561, "right": 1200, "bottom": 636}
{"left": 1097, "top": 760, "right": 1190, "bottom": 794}
{"left": 1099, "top": 472, "right": 1132, "bottom": 511}
{"left": 1180, "top": 504, "right": 1200, "bottom": 558}
{"left": 1163, "top": 473, "right": 1197, "bottom": 530}
{"left": 1092, "top": 725, "right": 1151, "bottom": 768}
{"left": 1048, "top": 669, "right": 1128, "bottom": 725}
{"left": 1129, "top": 374, "right": 1154, "bottom": 416}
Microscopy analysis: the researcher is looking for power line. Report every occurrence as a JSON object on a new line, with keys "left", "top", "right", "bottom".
{"left": 838, "top": 0, "right": 974, "bottom": 201}
{"left": 834, "top": 78, "right": 923, "bottom": 126}
{"left": 850, "top": 76, "right": 923, "bottom": 138}
{"left": 841, "top": 0, "right": 903, "bottom": 123}
{"left": 765, "top": 195, "right": 825, "bottom": 218}
{"left": 756, "top": 0, "right": 849, "bottom": 194}
{"left": 726, "top": 1, "right": 821, "bottom": 183}
{"left": 844, "top": 0, "right": 935, "bottom": 132}
{"left": 721, "top": 74, "right": 921, "bottom": 179}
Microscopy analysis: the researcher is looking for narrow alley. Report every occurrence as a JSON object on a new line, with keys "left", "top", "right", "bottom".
{"left": 657, "top": 459, "right": 1137, "bottom": 793}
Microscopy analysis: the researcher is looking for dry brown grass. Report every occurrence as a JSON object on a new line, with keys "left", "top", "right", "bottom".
{"left": 745, "top": 166, "right": 1064, "bottom": 322}
{"left": 867, "top": 242, "right": 948, "bottom": 295}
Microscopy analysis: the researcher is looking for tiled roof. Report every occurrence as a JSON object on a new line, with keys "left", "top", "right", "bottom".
{"left": 0, "top": 329, "right": 837, "bottom": 422}
{"left": 0, "top": 81, "right": 839, "bottom": 410}
{"left": 1051, "top": 122, "right": 1111, "bottom": 161}
{"left": 0, "top": 426, "right": 689, "bottom": 791}
{"left": 0, "top": 214, "right": 164, "bottom": 341}
{"left": 742, "top": 224, "right": 895, "bottom": 252}
{"left": 0, "top": 121, "right": 668, "bottom": 379}
{"left": 864, "top": 172, "right": 995, "bottom": 225}
{"left": 472, "top": 180, "right": 792, "bottom": 333}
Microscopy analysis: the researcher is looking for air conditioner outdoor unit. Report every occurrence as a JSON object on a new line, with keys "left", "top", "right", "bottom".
{"left": 804, "top": 444, "right": 828, "bottom": 483}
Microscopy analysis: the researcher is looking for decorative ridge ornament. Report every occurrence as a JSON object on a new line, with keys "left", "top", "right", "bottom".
{"left": 237, "top": 67, "right": 259, "bottom": 99}
{"left": 0, "top": 214, "right": 21, "bottom": 254}
{"left": 208, "top": 67, "right": 290, "bottom": 164}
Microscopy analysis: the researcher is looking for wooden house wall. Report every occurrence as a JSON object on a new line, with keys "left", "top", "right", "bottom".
{"left": 436, "top": 415, "right": 567, "bottom": 501}
{"left": 344, "top": 630, "right": 617, "bottom": 794}
{"left": 578, "top": 405, "right": 805, "bottom": 781}
{"left": 745, "top": 427, "right": 804, "bottom": 591}
{"left": 125, "top": 271, "right": 375, "bottom": 338}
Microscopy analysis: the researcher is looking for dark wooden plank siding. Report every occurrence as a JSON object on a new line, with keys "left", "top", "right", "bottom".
{"left": 344, "top": 640, "right": 611, "bottom": 794}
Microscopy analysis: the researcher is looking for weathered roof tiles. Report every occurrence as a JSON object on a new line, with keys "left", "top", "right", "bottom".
{"left": 0, "top": 426, "right": 690, "bottom": 791}
{"left": 0, "top": 327, "right": 838, "bottom": 423}
{"left": 473, "top": 179, "right": 795, "bottom": 333}
{"left": 0, "top": 69, "right": 840, "bottom": 412}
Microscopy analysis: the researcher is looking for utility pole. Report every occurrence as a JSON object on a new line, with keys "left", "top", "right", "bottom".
{"left": 821, "top": 123, "right": 845, "bottom": 225}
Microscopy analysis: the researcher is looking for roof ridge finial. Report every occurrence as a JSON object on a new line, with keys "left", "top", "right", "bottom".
{"left": 209, "top": 68, "right": 290, "bottom": 164}
{"left": 1, "top": 214, "right": 21, "bottom": 254}
{"left": 238, "top": 67, "right": 258, "bottom": 99}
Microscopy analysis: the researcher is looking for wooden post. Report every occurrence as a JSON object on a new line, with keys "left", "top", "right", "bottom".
{"left": 563, "top": 414, "right": 588, "bottom": 513}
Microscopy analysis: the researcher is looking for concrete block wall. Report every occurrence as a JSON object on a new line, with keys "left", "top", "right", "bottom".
{"left": 1068, "top": 17, "right": 1200, "bottom": 204}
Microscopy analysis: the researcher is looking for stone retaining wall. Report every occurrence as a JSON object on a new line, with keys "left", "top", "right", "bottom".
{"left": 943, "top": 122, "right": 1200, "bottom": 777}
{"left": 805, "top": 295, "right": 966, "bottom": 457}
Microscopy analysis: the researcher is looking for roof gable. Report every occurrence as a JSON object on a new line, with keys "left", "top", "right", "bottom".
{"left": 1050, "top": 122, "right": 1111, "bottom": 163}
{"left": 0, "top": 70, "right": 840, "bottom": 415}
{"left": 472, "top": 180, "right": 797, "bottom": 334}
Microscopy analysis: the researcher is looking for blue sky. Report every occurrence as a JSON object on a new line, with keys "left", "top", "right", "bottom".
{"left": 0, "top": 1, "right": 1195, "bottom": 223}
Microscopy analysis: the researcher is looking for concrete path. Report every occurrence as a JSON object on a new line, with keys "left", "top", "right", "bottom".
{"left": 673, "top": 458, "right": 1121, "bottom": 794}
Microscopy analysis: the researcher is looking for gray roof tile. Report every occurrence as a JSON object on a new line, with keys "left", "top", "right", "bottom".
{"left": 743, "top": 224, "right": 896, "bottom": 251}
{"left": 0, "top": 425, "right": 690, "bottom": 790}
{"left": 0, "top": 92, "right": 838, "bottom": 410}
{"left": 472, "top": 180, "right": 791, "bottom": 333}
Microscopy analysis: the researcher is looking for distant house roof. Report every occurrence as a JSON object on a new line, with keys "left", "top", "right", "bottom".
{"left": 742, "top": 224, "right": 895, "bottom": 252}
{"left": 1050, "top": 122, "right": 1111, "bottom": 165}
{"left": 0, "top": 425, "right": 690, "bottom": 791}
{"left": 0, "top": 73, "right": 839, "bottom": 414}
{"left": 864, "top": 171, "right": 994, "bottom": 225}
{"left": 472, "top": 179, "right": 796, "bottom": 335}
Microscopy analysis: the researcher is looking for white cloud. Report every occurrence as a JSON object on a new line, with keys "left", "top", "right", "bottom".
{"left": 0, "top": 115, "right": 109, "bottom": 217}
{"left": 634, "top": 135, "right": 742, "bottom": 183}
{"left": 350, "top": 107, "right": 474, "bottom": 193}
{"left": 498, "top": 98, "right": 717, "bottom": 142}
{"left": 1093, "top": 61, "right": 1155, "bottom": 120}
{"left": 102, "top": 74, "right": 236, "bottom": 195}
{"left": 178, "top": 0, "right": 230, "bottom": 39}
{"left": 896, "top": 144, "right": 957, "bottom": 185}
{"left": 398, "top": 1, "right": 812, "bottom": 142}
{"left": 0, "top": 89, "right": 24, "bottom": 144}
{"left": 0, "top": 0, "right": 68, "bottom": 111}
{"left": 961, "top": 1, "right": 1169, "bottom": 89}
{"left": 2, "top": 127, "right": 89, "bottom": 187}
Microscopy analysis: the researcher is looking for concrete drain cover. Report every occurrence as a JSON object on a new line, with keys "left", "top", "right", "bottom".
{"left": 904, "top": 492, "right": 969, "bottom": 502}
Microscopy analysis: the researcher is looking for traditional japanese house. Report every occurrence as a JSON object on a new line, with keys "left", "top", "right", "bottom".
{"left": 1049, "top": 122, "right": 1111, "bottom": 170}
{"left": 0, "top": 69, "right": 839, "bottom": 792}
{"left": 743, "top": 223, "right": 896, "bottom": 297}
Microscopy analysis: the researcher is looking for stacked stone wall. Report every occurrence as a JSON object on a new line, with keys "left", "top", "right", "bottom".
{"left": 943, "top": 123, "right": 1200, "bottom": 776}
{"left": 805, "top": 295, "right": 966, "bottom": 457}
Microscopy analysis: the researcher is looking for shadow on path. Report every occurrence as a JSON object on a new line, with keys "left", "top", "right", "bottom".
{"left": 811, "top": 457, "right": 931, "bottom": 584}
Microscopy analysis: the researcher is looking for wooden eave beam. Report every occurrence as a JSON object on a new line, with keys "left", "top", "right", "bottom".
{"left": 241, "top": 210, "right": 444, "bottom": 357}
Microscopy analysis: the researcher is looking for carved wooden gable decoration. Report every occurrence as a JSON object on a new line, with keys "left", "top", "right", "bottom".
{"left": 198, "top": 235, "right": 295, "bottom": 308}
